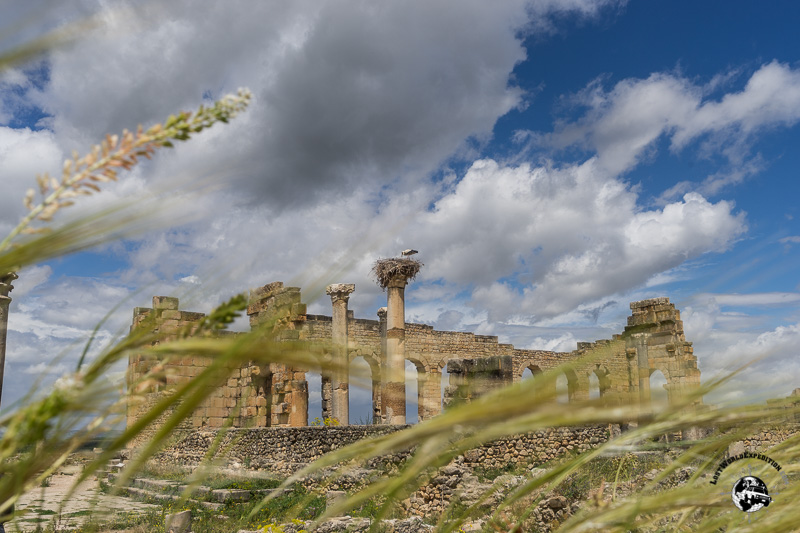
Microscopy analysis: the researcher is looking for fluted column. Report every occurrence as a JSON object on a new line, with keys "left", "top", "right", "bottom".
{"left": 326, "top": 283, "right": 355, "bottom": 425}
{"left": 0, "top": 272, "right": 18, "bottom": 408}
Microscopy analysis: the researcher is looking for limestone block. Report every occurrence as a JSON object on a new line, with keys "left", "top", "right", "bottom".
{"left": 153, "top": 296, "right": 179, "bottom": 310}
{"left": 165, "top": 510, "right": 191, "bottom": 533}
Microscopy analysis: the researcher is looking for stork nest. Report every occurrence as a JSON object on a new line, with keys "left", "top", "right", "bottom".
{"left": 372, "top": 258, "right": 423, "bottom": 289}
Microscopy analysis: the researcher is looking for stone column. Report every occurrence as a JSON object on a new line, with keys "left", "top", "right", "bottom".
{"left": 377, "top": 307, "right": 387, "bottom": 423}
{"left": 418, "top": 368, "right": 442, "bottom": 421}
{"left": 326, "top": 283, "right": 355, "bottom": 425}
{"left": 383, "top": 275, "right": 410, "bottom": 424}
{"left": 0, "top": 272, "right": 17, "bottom": 408}
{"left": 632, "top": 334, "right": 650, "bottom": 405}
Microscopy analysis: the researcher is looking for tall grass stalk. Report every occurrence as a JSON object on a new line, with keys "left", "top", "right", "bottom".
{"left": 1, "top": 20, "right": 798, "bottom": 533}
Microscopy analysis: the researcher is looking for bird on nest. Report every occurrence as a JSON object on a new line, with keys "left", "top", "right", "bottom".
{"left": 400, "top": 249, "right": 418, "bottom": 258}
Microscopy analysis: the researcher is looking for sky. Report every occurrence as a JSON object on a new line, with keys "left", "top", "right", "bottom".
{"left": 2, "top": 0, "right": 800, "bottom": 421}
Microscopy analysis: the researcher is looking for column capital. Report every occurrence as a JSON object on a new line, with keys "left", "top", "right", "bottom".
{"left": 326, "top": 283, "right": 355, "bottom": 304}
{"left": 386, "top": 274, "right": 409, "bottom": 289}
{"left": 377, "top": 307, "right": 387, "bottom": 319}
{"left": 0, "top": 272, "right": 18, "bottom": 299}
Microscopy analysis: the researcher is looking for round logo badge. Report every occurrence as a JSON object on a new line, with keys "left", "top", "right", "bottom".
{"left": 730, "top": 476, "right": 771, "bottom": 513}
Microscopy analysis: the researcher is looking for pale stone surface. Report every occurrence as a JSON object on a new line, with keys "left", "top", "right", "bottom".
{"left": 327, "top": 283, "right": 355, "bottom": 425}
{"left": 9, "top": 464, "right": 159, "bottom": 532}
{"left": 165, "top": 509, "right": 191, "bottom": 533}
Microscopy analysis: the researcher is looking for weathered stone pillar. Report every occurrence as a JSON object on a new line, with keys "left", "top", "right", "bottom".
{"left": 418, "top": 368, "right": 442, "bottom": 421}
{"left": 326, "top": 283, "right": 355, "bottom": 425}
{"left": 384, "top": 275, "right": 409, "bottom": 424}
{"left": 373, "top": 255, "right": 420, "bottom": 424}
{"left": 377, "top": 307, "right": 387, "bottom": 423}
{"left": 0, "top": 272, "right": 17, "bottom": 408}
{"left": 632, "top": 333, "right": 650, "bottom": 406}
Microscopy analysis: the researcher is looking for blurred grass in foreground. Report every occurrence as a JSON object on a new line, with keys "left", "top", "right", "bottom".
{"left": 0, "top": 13, "right": 799, "bottom": 533}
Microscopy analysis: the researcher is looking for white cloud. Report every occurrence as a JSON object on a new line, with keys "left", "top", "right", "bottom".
{"left": 27, "top": 0, "right": 539, "bottom": 212}
{"left": 22, "top": 362, "right": 67, "bottom": 375}
{"left": 525, "top": 332, "right": 577, "bottom": 352}
{"left": 707, "top": 292, "right": 800, "bottom": 307}
{"left": 413, "top": 158, "right": 745, "bottom": 320}
{"left": 535, "top": 61, "right": 800, "bottom": 189}
{"left": 0, "top": 126, "right": 63, "bottom": 230}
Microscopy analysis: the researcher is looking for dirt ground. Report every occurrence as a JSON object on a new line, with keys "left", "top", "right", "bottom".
{"left": 7, "top": 464, "right": 158, "bottom": 532}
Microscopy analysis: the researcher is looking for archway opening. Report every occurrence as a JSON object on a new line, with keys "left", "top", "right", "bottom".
{"left": 252, "top": 370, "right": 273, "bottom": 427}
{"left": 440, "top": 365, "right": 449, "bottom": 411}
{"left": 589, "top": 372, "right": 600, "bottom": 399}
{"left": 556, "top": 374, "right": 569, "bottom": 404}
{"left": 556, "top": 369, "right": 577, "bottom": 403}
{"left": 307, "top": 371, "right": 322, "bottom": 424}
{"left": 521, "top": 364, "right": 541, "bottom": 399}
{"left": 650, "top": 369, "right": 668, "bottom": 406}
{"left": 348, "top": 356, "right": 373, "bottom": 425}
{"left": 405, "top": 360, "right": 419, "bottom": 424}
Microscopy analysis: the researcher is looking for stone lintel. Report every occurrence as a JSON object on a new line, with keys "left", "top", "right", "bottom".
{"left": 153, "top": 296, "right": 179, "bottom": 310}
{"left": 248, "top": 282, "right": 286, "bottom": 308}
{"left": 133, "top": 307, "right": 152, "bottom": 317}
{"left": 630, "top": 297, "right": 670, "bottom": 309}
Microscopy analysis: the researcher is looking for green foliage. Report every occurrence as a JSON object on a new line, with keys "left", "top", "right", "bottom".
{"left": 472, "top": 462, "right": 523, "bottom": 482}
{"left": 311, "top": 417, "right": 340, "bottom": 427}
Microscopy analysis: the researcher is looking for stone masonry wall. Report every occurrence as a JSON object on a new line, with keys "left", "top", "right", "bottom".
{"left": 147, "top": 424, "right": 609, "bottom": 477}
{"left": 129, "top": 284, "right": 701, "bottom": 432}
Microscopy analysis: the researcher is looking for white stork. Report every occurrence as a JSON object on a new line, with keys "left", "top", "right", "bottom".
{"left": 400, "top": 249, "right": 418, "bottom": 258}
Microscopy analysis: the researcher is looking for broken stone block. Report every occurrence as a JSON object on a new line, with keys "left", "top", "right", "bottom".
{"left": 165, "top": 510, "right": 191, "bottom": 533}
{"left": 153, "top": 296, "right": 179, "bottom": 310}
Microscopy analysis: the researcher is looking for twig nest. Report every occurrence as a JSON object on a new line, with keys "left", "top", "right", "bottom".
{"left": 372, "top": 258, "right": 422, "bottom": 289}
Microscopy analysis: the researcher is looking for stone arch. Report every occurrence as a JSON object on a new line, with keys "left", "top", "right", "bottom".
{"left": 405, "top": 353, "right": 441, "bottom": 423}
{"left": 405, "top": 359, "right": 421, "bottom": 424}
{"left": 590, "top": 365, "right": 611, "bottom": 400}
{"left": 348, "top": 350, "right": 382, "bottom": 424}
{"left": 438, "top": 357, "right": 452, "bottom": 415}
{"left": 556, "top": 368, "right": 579, "bottom": 403}
{"left": 521, "top": 364, "right": 543, "bottom": 380}
{"left": 251, "top": 366, "right": 273, "bottom": 427}
{"left": 649, "top": 368, "right": 669, "bottom": 405}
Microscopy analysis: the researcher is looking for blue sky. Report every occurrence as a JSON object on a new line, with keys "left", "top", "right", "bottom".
{"left": 2, "top": 1, "right": 800, "bottom": 419}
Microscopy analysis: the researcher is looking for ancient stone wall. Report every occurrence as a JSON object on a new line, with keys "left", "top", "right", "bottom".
{"left": 726, "top": 424, "right": 800, "bottom": 458}
{"left": 443, "top": 355, "right": 514, "bottom": 407}
{"left": 145, "top": 424, "right": 609, "bottom": 477}
{"left": 128, "top": 283, "right": 702, "bottom": 430}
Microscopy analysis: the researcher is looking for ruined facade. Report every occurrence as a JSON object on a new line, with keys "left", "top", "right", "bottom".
{"left": 127, "top": 275, "right": 701, "bottom": 430}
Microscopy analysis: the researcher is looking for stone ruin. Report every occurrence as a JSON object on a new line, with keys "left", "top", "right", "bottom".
{"left": 127, "top": 263, "right": 702, "bottom": 431}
